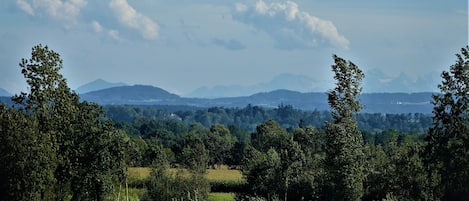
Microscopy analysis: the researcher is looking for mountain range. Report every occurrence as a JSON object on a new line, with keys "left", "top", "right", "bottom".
{"left": 78, "top": 85, "right": 434, "bottom": 114}
{"left": 185, "top": 70, "right": 440, "bottom": 98}
{"left": 1, "top": 72, "right": 438, "bottom": 114}
{"left": 75, "top": 79, "right": 127, "bottom": 94}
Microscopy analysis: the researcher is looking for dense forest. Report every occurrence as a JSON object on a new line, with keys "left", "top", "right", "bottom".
{"left": 0, "top": 45, "right": 467, "bottom": 201}
{"left": 104, "top": 104, "right": 433, "bottom": 133}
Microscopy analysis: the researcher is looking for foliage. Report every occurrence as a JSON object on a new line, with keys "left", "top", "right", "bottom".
{"left": 424, "top": 46, "right": 469, "bottom": 200}
{"left": 107, "top": 105, "right": 432, "bottom": 134}
{"left": 209, "top": 180, "right": 246, "bottom": 193}
{"left": 0, "top": 44, "right": 126, "bottom": 201}
{"left": 323, "top": 55, "right": 365, "bottom": 201}
{"left": 142, "top": 168, "right": 209, "bottom": 201}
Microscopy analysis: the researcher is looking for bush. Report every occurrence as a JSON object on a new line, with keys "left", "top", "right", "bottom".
{"left": 141, "top": 168, "right": 210, "bottom": 201}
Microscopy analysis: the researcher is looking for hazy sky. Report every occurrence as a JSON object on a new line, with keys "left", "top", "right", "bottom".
{"left": 0, "top": 0, "right": 467, "bottom": 95}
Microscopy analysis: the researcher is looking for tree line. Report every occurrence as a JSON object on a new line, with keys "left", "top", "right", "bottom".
{"left": 0, "top": 45, "right": 467, "bottom": 201}
{"left": 105, "top": 104, "right": 432, "bottom": 134}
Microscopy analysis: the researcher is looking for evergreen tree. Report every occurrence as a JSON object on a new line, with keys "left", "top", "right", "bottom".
{"left": 323, "top": 55, "right": 365, "bottom": 201}
{"left": 424, "top": 46, "right": 469, "bottom": 200}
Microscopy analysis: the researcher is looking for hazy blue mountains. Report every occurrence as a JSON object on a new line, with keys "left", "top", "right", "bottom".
{"left": 75, "top": 79, "right": 127, "bottom": 94}
{"left": 79, "top": 85, "right": 434, "bottom": 114}
{"left": 81, "top": 85, "right": 180, "bottom": 105}
{"left": 187, "top": 70, "right": 440, "bottom": 98}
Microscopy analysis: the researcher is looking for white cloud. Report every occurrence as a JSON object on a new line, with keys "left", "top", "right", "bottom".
{"left": 90, "top": 20, "right": 123, "bottom": 41}
{"left": 16, "top": 0, "right": 87, "bottom": 22}
{"left": 234, "top": 0, "right": 349, "bottom": 49}
{"left": 16, "top": 0, "right": 34, "bottom": 16}
{"left": 91, "top": 20, "right": 102, "bottom": 33}
{"left": 109, "top": 0, "right": 159, "bottom": 40}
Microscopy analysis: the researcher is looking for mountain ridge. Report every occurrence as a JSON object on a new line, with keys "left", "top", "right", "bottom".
{"left": 75, "top": 79, "right": 128, "bottom": 94}
{"left": 77, "top": 85, "right": 434, "bottom": 114}
{"left": 186, "top": 70, "right": 439, "bottom": 98}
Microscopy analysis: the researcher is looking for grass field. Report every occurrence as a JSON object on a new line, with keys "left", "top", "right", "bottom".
{"left": 128, "top": 166, "right": 243, "bottom": 182}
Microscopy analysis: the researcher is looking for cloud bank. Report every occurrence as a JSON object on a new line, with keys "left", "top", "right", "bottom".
{"left": 16, "top": 0, "right": 87, "bottom": 22}
{"left": 15, "top": 0, "right": 159, "bottom": 41}
{"left": 233, "top": 0, "right": 349, "bottom": 49}
{"left": 109, "top": 0, "right": 159, "bottom": 40}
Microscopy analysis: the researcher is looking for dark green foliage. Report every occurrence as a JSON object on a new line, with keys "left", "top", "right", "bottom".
{"left": 107, "top": 104, "right": 432, "bottom": 134}
{"left": 209, "top": 180, "right": 247, "bottom": 193}
{"left": 0, "top": 105, "right": 53, "bottom": 201}
{"left": 323, "top": 55, "right": 365, "bottom": 201}
{"left": 0, "top": 44, "right": 126, "bottom": 201}
{"left": 242, "top": 120, "right": 320, "bottom": 201}
{"left": 424, "top": 46, "right": 469, "bottom": 200}
{"left": 205, "top": 124, "right": 237, "bottom": 167}
{"left": 363, "top": 139, "right": 430, "bottom": 201}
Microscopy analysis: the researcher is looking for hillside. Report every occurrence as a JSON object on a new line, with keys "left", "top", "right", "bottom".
{"left": 80, "top": 85, "right": 180, "bottom": 105}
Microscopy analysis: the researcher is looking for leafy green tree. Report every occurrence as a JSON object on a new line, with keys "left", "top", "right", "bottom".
{"left": 251, "top": 119, "right": 289, "bottom": 152}
{"left": 323, "top": 55, "right": 365, "bottom": 201}
{"left": 242, "top": 120, "right": 309, "bottom": 201}
{"left": 1, "top": 44, "right": 127, "bottom": 201}
{"left": 205, "top": 124, "right": 236, "bottom": 168}
{"left": 0, "top": 105, "right": 53, "bottom": 201}
{"left": 10, "top": 44, "right": 76, "bottom": 200}
{"left": 364, "top": 135, "right": 430, "bottom": 201}
{"left": 363, "top": 143, "right": 390, "bottom": 201}
{"left": 424, "top": 46, "right": 469, "bottom": 200}
{"left": 242, "top": 146, "right": 281, "bottom": 200}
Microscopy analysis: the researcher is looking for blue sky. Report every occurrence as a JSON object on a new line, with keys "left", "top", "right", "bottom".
{"left": 0, "top": 0, "right": 467, "bottom": 95}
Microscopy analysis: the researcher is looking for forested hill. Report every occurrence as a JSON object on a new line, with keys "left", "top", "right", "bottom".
{"left": 2, "top": 85, "right": 434, "bottom": 114}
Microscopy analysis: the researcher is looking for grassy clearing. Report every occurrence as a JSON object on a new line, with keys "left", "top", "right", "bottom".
{"left": 126, "top": 167, "right": 243, "bottom": 200}
{"left": 208, "top": 192, "right": 236, "bottom": 201}
{"left": 127, "top": 167, "right": 243, "bottom": 182}
{"left": 128, "top": 167, "right": 151, "bottom": 181}
{"left": 206, "top": 168, "right": 243, "bottom": 182}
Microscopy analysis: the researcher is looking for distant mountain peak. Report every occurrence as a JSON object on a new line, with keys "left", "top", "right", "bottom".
{"left": 75, "top": 79, "right": 128, "bottom": 94}
{"left": 81, "top": 85, "right": 180, "bottom": 105}
{"left": 185, "top": 73, "right": 321, "bottom": 98}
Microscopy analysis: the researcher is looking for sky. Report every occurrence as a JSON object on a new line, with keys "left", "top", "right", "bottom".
{"left": 0, "top": 0, "right": 467, "bottom": 95}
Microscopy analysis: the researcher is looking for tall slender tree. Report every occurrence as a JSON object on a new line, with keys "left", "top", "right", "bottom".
{"left": 324, "top": 55, "right": 365, "bottom": 201}
{"left": 424, "top": 46, "right": 469, "bottom": 200}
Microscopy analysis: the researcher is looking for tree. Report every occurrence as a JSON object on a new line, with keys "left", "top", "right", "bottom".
{"left": 205, "top": 124, "right": 236, "bottom": 168}
{"left": 242, "top": 120, "right": 308, "bottom": 201}
{"left": 12, "top": 44, "right": 77, "bottom": 200}
{"left": 0, "top": 105, "right": 53, "bottom": 201}
{"left": 0, "top": 44, "right": 126, "bottom": 200}
{"left": 323, "top": 55, "right": 365, "bottom": 201}
{"left": 424, "top": 46, "right": 469, "bottom": 200}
